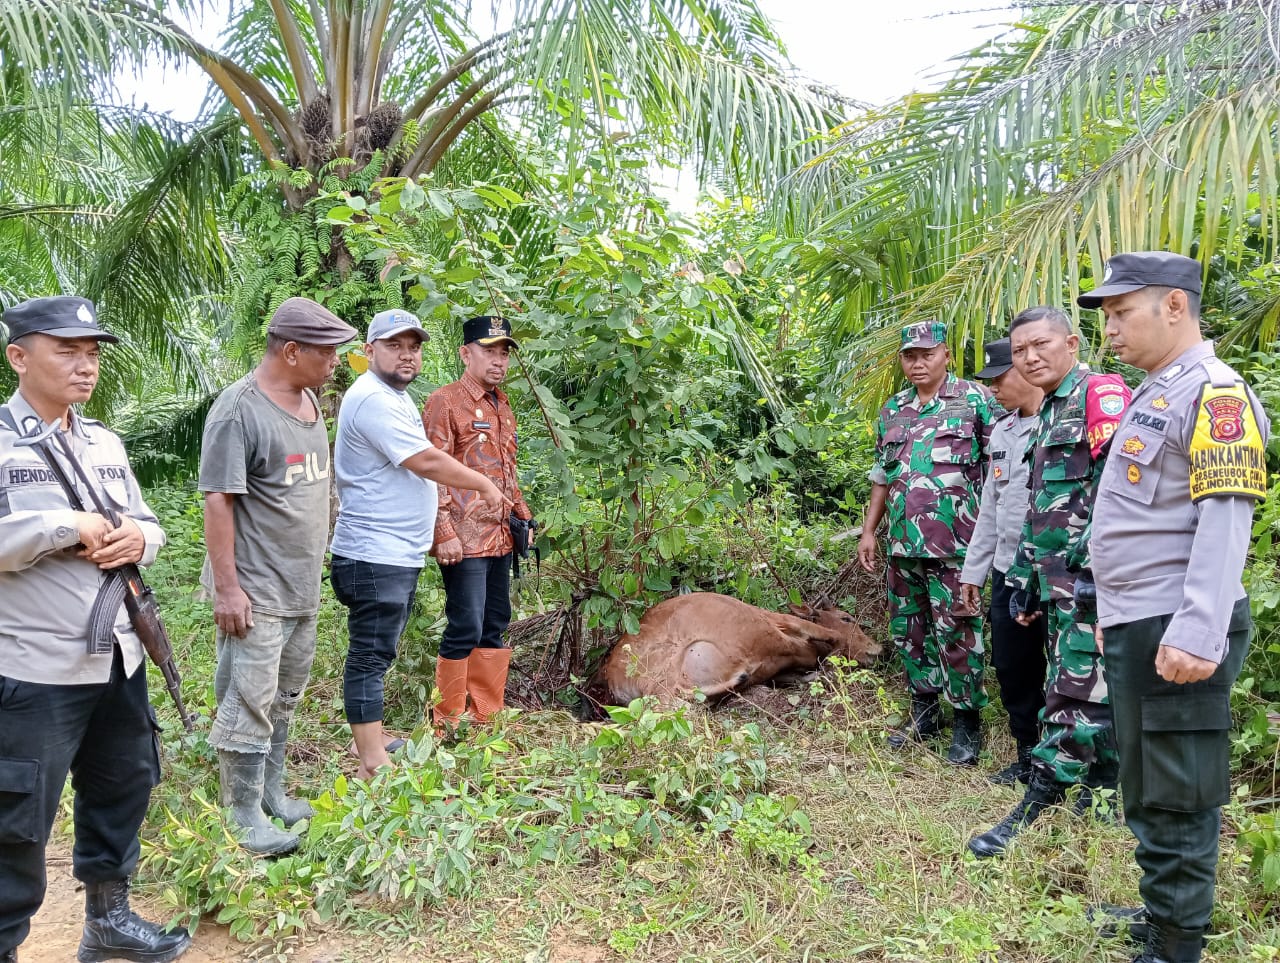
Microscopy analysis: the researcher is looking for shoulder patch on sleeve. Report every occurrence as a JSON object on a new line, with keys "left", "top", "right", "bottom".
{"left": 1085, "top": 374, "right": 1131, "bottom": 457}
{"left": 1189, "top": 382, "right": 1267, "bottom": 502}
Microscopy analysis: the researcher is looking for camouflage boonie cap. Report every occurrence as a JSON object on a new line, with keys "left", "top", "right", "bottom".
{"left": 900, "top": 320, "right": 947, "bottom": 351}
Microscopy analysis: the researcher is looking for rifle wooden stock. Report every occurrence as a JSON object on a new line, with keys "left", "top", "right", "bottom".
{"left": 119, "top": 566, "right": 196, "bottom": 732}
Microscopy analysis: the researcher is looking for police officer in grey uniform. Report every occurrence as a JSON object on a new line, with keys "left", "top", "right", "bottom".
{"left": 0, "top": 297, "right": 190, "bottom": 962}
{"left": 960, "top": 338, "right": 1049, "bottom": 784}
{"left": 1084, "top": 253, "right": 1268, "bottom": 963}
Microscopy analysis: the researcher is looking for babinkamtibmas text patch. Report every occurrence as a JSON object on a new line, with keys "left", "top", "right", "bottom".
{"left": 1188, "top": 383, "right": 1267, "bottom": 502}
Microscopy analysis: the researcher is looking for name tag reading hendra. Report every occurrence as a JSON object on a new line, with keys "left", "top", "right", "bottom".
{"left": 472, "top": 421, "right": 492, "bottom": 430}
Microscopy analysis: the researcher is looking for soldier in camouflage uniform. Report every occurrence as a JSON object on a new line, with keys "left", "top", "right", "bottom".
{"left": 859, "top": 320, "right": 998, "bottom": 765}
{"left": 968, "top": 306, "right": 1130, "bottom": 858}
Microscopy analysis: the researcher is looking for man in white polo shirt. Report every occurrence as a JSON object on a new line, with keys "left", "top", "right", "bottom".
{"left": 330, "top": 309, "right": 507, "bottom": 779}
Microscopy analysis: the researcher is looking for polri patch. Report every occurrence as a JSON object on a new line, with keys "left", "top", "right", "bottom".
{"left": 1188, "top": 382, "right": 1267, "bottom": 501}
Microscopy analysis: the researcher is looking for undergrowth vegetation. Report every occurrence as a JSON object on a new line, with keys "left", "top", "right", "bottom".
{"left": 47, "top": 480, "right": 1272, "bottom": 961}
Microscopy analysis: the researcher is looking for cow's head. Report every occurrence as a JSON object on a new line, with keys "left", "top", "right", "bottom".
{"left": 788, "top": 602, "right": 883, "bottom": 665}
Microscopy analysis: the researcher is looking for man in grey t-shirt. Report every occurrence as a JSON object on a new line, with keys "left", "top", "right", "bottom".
{"left": 330, "top": 310, "right": 505, "bottom": 779}
{"left": 199, "top": 298, "right": 356, "bottom": 855}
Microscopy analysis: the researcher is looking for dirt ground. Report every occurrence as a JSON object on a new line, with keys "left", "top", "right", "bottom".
{"left": 25, "top": 842, "right": 616, "bottom": 963}
{"left": 24, "top": 843, "right": 247, "bottom": 963}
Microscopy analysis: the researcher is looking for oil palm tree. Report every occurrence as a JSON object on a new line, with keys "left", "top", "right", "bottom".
{"left": 1, "top": 0, "right": 843, "bottom": 425}
{"left": 785, "top": 1, "right": 1280, "bottom": 403}
{"left": 3, "top": 0, "right": 840, "bottom": 237}
{"left": 0, "top": 49, "right": 241, "bottom": 413}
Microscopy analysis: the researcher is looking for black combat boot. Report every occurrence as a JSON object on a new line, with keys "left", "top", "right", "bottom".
{"left": 947, "top": 709, "right": 982, "bottom": 766}
{"left": 989, "top": 739, "right": 1035, "bottom": 785}
{"left": 966, "top": 768, "right": 1066, "bottom": 858}
{"left": 1, "top": 945, "right": 16, "bottom": 961}
{"left": 78, "top": 878, "right": 191, "bottom": 963}
{"left": 1133, "top": 919, "right": 1205, "bottom": 963}
{"left": 1073, "top": 756, "right": 1120, "bottom": 822}
{"left": 887, "top": 693, "right": 941, "bottom": 749}
{"left": 1088, "top": 903, "right": 1148, "bottom": 944}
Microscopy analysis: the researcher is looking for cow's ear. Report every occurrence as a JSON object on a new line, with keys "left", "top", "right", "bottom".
{"left": 788, "top": 603, "right": 815, "bottom": 619}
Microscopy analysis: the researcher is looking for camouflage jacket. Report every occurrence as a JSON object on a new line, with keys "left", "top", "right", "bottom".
{"left": 1007, "top": 363, "right": 1130, "bottom": 601}
{"left": 869, "top": 373, "right": 997, "bottom": 558}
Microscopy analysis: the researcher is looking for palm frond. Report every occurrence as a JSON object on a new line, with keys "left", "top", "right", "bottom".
{"left": 782, "top": 1, "right": 1280, "bottom": 408}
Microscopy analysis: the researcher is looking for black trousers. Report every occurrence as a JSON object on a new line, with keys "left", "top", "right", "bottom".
{"left": 331, "top": 555, "right": 421, "bottom": 724}
{"left": 438, "top": 554, "right": 511, "bottom": 661}
{"left": 0, "top": 646, "right": 160, "bottom": 953}
{"left": 1104, "top": 598, "right": 1251, "bottom": 932}
{"left": 989, "top": 569, "right": 1051, "bottom": 745}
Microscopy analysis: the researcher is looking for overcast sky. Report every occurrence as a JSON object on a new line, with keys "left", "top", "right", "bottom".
{"left": 758, "top": 0, "right": 1018, "bottom": 104}
{"left": 121, "top": 2, "right": 1020, "bottom": 120}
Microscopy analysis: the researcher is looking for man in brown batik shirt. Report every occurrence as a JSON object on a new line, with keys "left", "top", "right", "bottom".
{"left": 422, "top": 315, "right": 533, "bottom": 728}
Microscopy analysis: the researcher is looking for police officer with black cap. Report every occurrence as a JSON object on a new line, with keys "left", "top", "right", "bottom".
{"left": 960, "top": 337, "right": 1049, "bottom": 784}
{"left": 1084, "top": 252, "right": 1268, "bottom": 963}
{"left": 0, "top": 297, "right": 190, "bottom": 962}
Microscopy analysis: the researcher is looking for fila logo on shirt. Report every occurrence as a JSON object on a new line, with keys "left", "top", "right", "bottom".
{"left": 284, "top": 451, "right": 329, "bottom": 486}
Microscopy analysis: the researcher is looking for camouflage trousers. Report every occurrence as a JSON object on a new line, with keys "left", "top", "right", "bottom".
{"left": 886, "top": 556, "right": 988, "bottom": 710}
{"left": 1030, "top": 598, "right": 1117, "bottom": 785}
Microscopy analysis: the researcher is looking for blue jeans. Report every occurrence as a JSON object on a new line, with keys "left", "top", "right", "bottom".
{"left": 331, "top": 556, "right": 421, "bottom": 724}
{"left": 438, "top": 554, "right": 511, "bottom": 660}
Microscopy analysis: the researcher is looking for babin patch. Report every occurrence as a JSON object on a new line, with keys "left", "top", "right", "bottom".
{"left": 1188, "top": 382, "right": 1267, "bottom": 502}
{"left": 1099, "top": 394, "right": 1124, "bottom": 416}
{"left": 1120, "top": 436, "right": 1146, "bottom": 456}
{"left": 1127, "top": 464, "right": 1142, "bottom": 484}
{"left": 1151, "top": 395, "right": 1170, "bottom": 411}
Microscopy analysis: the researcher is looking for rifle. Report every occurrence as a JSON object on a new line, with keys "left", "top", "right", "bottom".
{"left": 38, "top": 429, "right": 196, "bottom": 731}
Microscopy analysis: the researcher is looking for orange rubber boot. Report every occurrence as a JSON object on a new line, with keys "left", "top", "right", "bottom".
{"left": 466, "top": 647, "right": 512, "bottom": 723}
{"left": 432, "top": 656, "right": 469, "bottom": 731}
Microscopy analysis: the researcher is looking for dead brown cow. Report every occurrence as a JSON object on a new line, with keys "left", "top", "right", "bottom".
{"left": 596, "top": 592, "right": 882, "bottom": 704}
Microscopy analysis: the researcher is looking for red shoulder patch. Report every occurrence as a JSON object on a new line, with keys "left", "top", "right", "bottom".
{"left": 1085, "top": 374, "right": 1131, "bottom": 457}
